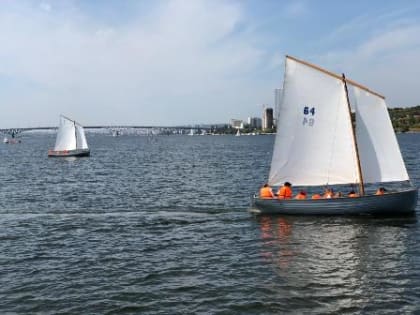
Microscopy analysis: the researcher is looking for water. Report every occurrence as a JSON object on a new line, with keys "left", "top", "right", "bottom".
{"left": 0, "top": 132, "right": 419, "bottom": 314}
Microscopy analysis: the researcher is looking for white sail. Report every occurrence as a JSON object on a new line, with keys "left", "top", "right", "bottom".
{"left": 75, "top": 123, "right": 89, "bottom": 149}
{"left": 268, "top": 56, "right": 360, "bottom": 186}
{"left": 354, "top": 87, "right": 409, "bottom": 183}
{"left": 54, "top": 116, "right": 77, "bottom": 151}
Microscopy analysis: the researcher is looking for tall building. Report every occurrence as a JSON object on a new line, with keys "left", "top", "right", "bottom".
{"left": 262, "top": 107, "right": 274, "bottom": 130}
{"left": 247, "top": 117, "right": 262, "bottom": 129}
{"left": 230, "top": 119, "right": 244, "bottom": 129}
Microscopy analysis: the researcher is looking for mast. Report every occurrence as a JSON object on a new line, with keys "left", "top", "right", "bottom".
{"left": 342, "top": 73, "right": 365, "bottom": 195}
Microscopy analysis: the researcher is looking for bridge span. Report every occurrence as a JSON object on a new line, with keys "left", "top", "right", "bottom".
{"left": 0, "top": 125, "right": 214, "bottom": 136}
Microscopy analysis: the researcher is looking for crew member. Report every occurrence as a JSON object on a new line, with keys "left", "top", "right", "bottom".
{"left": 277, "top": 182, "right": 293, "bottom": 199}
{"left": 295, "top": 190, "right": 307, "bottom": 199}
{"left": 312, "top": 193, "right": 321, "bottom": 199}
{"left": 323, "top": 188, "right": 334, "bottom": 199}
{"left": 348, "top": 190, "right": 359, "bottom": 197}
{"left": 375, "top": 187, "right": 386, "bottom": 195}
{"left": 260, "top": 183, "right": 274, "bottom": 199}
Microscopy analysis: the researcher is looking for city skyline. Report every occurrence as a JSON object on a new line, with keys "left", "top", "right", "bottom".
{"left": 1, "top": 0, "right": 420, "bottom": 128}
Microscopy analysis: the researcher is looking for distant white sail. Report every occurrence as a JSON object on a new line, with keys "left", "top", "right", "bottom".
{"left": 54, "top": 116, "right": 77, "bottom": 151}
{"left": 268, "top": 56, "right": 359, "bottom": 186}
{"left": 75, "top": 123, "right": 89, "bottom": 149}
{"left": 53, "top": 115, "right": 89, "bottom": 151}
{"left": 354, "top": 87, "right": 409, "bottom": 183}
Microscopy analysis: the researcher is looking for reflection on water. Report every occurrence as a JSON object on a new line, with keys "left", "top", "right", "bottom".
{"left": 256, "top": 215, "right": 419, "bottom": 314}
{"left": 259, "top": 216, "right": 294, "bottom": 270}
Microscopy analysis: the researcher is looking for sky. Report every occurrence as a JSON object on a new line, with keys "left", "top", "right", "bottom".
{"left": 1, "top": 0, "right": 420, "bottom": 128}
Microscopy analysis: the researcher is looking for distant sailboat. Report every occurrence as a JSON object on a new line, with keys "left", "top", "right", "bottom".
{"left": 252, "top": 55, "right": 418, "bottom": 215}
{"left": 188, "top": 128, "right": 195, "bottom": 136}
{"left": 235, "top": 129, "right": 241, "bottom": 136}
{"left": 111, "top": 129, "right": 122, "bottom": 137}
{"left": 48, "top": 115, "right": 90, "bottom": 157}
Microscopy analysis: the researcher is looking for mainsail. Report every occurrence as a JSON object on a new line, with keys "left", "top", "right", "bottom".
{"left": 268, "top": 55, "right": 411, "bottom": 189}
{"left": 354, "top": 87, "right": 409, "bottom": 183}
{"left": 54, "top": 116, "right": 77, "bottom": 151}
{"left": 268, "top": 56, "right": 360, "bottom": 187}
{"left": 53, "top": 115, "right": 89, "bottom": 151}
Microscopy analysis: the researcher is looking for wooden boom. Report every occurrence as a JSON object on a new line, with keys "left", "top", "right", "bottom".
{"left": 286, "top": 55, "right": 385, "bottom": 99}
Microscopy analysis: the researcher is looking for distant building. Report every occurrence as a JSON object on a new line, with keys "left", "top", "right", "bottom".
{"left": 230, "top": 119, "right": 244, "bottom": 129}
{"left": 262, "top": 107, "right": 274, "bottom": 130}
{"left": 247, "top": 117, "right": 262, "bottom": 129}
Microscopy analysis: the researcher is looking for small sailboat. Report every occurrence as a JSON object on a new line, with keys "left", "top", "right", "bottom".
{"left": 3, "top": 137, "right": 21, "bottom": 144}
{"left": 48, "top": 115, "right": 90, "bottom": 157}
{"left": 252, "top": 55, "right": 418, "bottom": 215}
{"left": 235, "top": 129, "right": 241, "bottom": 136}
{"left": 111, "top": 129, "right": 122, "bottom": 137}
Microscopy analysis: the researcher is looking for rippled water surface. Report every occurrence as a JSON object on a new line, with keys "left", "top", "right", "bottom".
{"left": 1, "top": 132, "right": 419, "bottom": 314}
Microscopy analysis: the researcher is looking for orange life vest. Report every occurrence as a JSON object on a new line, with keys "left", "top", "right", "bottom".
{"left": 278, "top": 186, "right": 292, "bottom": 199}
{"left": 312, "top": 194, "right": 321, "bottom": 199}
{"left": 260, "top": 187, "right": 274, "bottom": 199}
{"left": 295, "top": 193, "right": 306, "bottom": 200}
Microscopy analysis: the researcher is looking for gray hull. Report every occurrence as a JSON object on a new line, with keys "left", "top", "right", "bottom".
{"left": 251, "top": 188, "right": 418, "bottom": 215}
{"left": 48, "top": 149, "right": 90, "bottom": 157}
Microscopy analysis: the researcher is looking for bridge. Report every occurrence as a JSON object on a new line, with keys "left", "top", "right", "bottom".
{"left": 0, "top": 125, "right": 216, "bottom": 137}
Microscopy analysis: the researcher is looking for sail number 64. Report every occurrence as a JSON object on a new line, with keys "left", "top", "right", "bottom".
{"left": 303, "top": 106, "right": 315, "bottom": 115}
{"left": 302, "top": 106, "right": 315, "bottom": 127}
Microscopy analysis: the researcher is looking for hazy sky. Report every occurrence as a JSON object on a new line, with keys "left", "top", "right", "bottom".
{"left": 1, "top": 0, "right": 420, "bottom": 128}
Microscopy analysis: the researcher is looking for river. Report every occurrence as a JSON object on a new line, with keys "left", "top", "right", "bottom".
{"left": 0, "top": 132, "right": 419, "bottom": 314}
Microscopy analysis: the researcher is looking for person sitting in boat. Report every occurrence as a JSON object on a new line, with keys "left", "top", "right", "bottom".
{"left": 348, "top": 190, "right": 359, "bottom": 198}
{"left": 334, "top": 191, "right": 343, "bottom": 198}
{"left": 259, "top": 183, "right": 274, "bottom": 199}
{"left": 277, "top": 182, "right": 293, "bottom": 199}
{"left": 323, "top": 188, "right": 334, "bottom": 199}
{"left": 375, "top": 187, "right": 387, "bottom": 195}
{"left": 311, "top": 193, "right": 321, "bottom": 199}
{"left": 295, "top": 190, "right": 307, "bottom": 199}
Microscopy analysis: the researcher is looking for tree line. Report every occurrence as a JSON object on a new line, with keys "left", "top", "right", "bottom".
{"left": 389, "top": 105, "right": 420, "bottom": 132}
{"left": 208, "top": 105, "right": 420, "bottom": 134}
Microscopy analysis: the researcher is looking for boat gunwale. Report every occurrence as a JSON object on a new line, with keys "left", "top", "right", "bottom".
{"left": 48, "top": 148, "right": 90, "bottom": 157}
{"left": 251, "top": 187, "right": 418, "bottom": 215}
{"left": 253, "top": 186, "right": 418, "bottom": 202}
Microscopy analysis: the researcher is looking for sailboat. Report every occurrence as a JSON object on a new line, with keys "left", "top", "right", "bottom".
{"left": 235, "top": 129, "right": 241, "bottom": 136}
{"left": 252, "top": 55, "right": 418, "bottom": 215}
{"left": 48, "top": 115, "right": 90, "bottom": 157}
